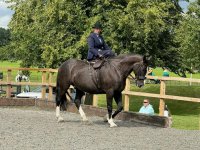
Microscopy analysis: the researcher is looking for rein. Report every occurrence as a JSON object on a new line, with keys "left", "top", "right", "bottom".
{"left": 109, "top": 60, "right": 146, "bottom": 81}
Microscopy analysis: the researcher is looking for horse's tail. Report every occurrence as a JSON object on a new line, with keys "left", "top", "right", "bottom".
{"left": 56, "top": 66, "right": 73, "bottom": 111}
{"left": 55, "top": 70, "right": 67, "bottom": 111}
{"left": 55, "top": 74, "right": 61, "bottom": 107}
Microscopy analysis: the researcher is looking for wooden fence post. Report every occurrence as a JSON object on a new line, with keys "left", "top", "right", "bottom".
{"left": 48, "top": 71, "right": 53, "bottom": 101}
{"left": 124, "top": 78, "right": 131, "bottom": 111}
{"left": 159, "top": 80, "right": 166, "bottom": 116}
{"left": 6, "top": 69, "right": 12, "bottom": 98}
{"left": 42, "top": 71, "right": 46, "bottom": 100}
{"left": 93, "top": 95, "right": 98, "bottom": 107}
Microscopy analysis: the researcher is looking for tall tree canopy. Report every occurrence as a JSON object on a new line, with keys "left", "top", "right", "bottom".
{"left": 4, "top": 0, "right": 196, "bottom": 76}
{"left": 0, "top": 27, "right": 10, "bottom": 46}
{"left": 175, "top": 0, "right": 200, "bottom": 72}
{"left": 0, "top": 27, "right": 11, "bottom": 60}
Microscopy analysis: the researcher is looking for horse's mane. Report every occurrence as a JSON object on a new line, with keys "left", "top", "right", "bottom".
{"left": 109, "top": 54, "right": 143, "bottom": 62}
{"left": 80, "top": 54, "right": 143, "bottom": 64}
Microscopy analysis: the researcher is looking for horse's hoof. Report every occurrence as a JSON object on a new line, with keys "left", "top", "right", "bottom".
{"left": 57, "top": 117, "right": 64, "bottom": 122}
{"left": 82, "top": 118, "right": 89, "bottom": 122}
{"left": 110, "top": 123, "right": 118, "bottom": 128}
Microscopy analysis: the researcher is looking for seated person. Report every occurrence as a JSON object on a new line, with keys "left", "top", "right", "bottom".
{"left": 163, "top": 68, "right": 169, "bottom": 77}
{"left": 87, "top": 22, "right": 115, "bottom": 61}
{"left": 147, "top": 69, "right": 160, "bottom": 84}
{"left": 147, "top": 69, "right": 155, "bottom": 76}
{"left": 139, "top": 99, "right": 154, "bottom": 115}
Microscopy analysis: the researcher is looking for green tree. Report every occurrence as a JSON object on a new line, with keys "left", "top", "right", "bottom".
{"left": 0, "top": 28, "right": 11, "bottom": 60}
{"left": 6, "top": 0, "right": 87, "bottom": 68}
{"left": 0, "top": 27, "right": 10, "bottom": 46}
{"left": 77, "top": 0, "right": 184, "bottom": 73}
{"left": 175, "top": 0, "right": 200, "bottom": 72}
{"left": 4, "top": 0, "right": 188, "bottom": 76}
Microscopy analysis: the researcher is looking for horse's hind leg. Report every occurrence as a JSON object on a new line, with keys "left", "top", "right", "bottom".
{"left": 56, "top": 83, "right": 69, "bottom": 122}
{"left": 74, "top": 89, "right": 88, "bottom": 121}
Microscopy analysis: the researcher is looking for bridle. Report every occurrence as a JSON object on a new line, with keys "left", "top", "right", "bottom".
{"left": 131, "top": 62, "right": 146, "bottom": 81}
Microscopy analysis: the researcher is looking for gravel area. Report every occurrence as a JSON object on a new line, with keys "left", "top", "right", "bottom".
{"left": 0, "top": 107, "right": 199, "bottom": 150}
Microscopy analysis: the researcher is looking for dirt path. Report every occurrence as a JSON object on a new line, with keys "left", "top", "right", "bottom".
{"left": 0, "top": 107, "right": 199, "bottom": 150}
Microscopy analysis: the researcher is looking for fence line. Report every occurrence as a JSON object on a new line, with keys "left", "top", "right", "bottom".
{"left": 0, "top": 68, "right": 200, "bottom": 116}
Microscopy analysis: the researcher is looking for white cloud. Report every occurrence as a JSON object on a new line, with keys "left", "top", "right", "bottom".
{"left": 0, "top": 14, "right": 12, "bottom": 29}
{"left": 0, "top": 1, "right": 14, "bottom": 29}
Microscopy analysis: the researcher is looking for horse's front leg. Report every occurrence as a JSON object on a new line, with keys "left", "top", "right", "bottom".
{"left": 74, "top": 89, "right": 88, "bottom": 122}
{"left": 106, "top": 92, "right": 117, "bottom": 127}
{"left": 112, "top": 92, "right": 123, "bottom": 119}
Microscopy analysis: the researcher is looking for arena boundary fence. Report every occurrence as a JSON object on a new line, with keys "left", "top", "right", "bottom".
{"left": 0, "top": 67, "right": 200, "bottom": 116}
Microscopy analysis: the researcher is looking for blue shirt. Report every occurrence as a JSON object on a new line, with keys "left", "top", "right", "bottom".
{"left": 163, "top": 71, "right": 169, "bottom": 77}
{"left": 139, "top": 104, "right": 154, "bottom": 115}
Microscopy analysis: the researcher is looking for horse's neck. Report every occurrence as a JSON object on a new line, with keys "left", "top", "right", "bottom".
{"left": 116, "top": 55, "right": 142, "bottom": 79}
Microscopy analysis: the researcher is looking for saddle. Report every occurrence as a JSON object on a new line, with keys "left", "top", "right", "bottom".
{"left": 89, "top": 59, "right": 106, "bottom": 69}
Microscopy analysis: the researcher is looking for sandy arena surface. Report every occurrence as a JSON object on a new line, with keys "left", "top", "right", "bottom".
{"left": 0, "top": 107, "right": 199, "bottom": 150}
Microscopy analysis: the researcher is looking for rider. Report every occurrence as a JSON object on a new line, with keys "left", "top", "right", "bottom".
{"left": 87, "top": 22, "right": 115, "bottom": 61}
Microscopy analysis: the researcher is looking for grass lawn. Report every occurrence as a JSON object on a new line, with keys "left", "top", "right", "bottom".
{"left": 151, "top": 67, "right": 200, "bottom": 78}
{"left": 1, "top": 61, "right": 200, "bottom": 130}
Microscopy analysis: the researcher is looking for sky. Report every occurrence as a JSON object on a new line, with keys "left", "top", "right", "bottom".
{"left": 0, "top": 0, "right": 14, "bottom": 29}
{"left": 0, "top": 0, "right": 195, "bottom": 29}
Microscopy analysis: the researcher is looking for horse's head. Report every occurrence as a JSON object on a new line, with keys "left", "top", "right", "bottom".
{"left": 132, "top": 56, "right": 148, "bottom": 88}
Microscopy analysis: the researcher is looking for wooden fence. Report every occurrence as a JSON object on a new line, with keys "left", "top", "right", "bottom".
{"left": 0, "top": 68, "right": 57, "bottom": 101}
{"left": 0, "top": 67, "right": 200, "bottom": 116}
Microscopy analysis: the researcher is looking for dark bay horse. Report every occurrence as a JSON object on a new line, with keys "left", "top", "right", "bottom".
{"left": 56, "top": 54, "right": 148, "bottom": 127}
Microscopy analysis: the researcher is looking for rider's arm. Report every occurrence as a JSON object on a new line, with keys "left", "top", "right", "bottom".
{"left": 103, "top": 42, "right": 111, "bottom": 51}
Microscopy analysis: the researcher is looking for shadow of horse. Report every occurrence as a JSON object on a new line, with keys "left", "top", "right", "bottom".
{"left": 56, "top": 54, "right": 148, "bottom": 127}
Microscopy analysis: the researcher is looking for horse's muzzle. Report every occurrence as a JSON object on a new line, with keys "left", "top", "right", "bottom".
{"left": 136, "top": 80, "right": 144, "bottom": 88}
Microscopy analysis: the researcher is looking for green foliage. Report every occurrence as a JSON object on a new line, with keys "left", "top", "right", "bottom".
{"left": 175, "top": 1, "right": 200, "bottom": 71}
{"left": 4, "top": 0, "right": 196, "bottom": 76}
{"left": 0, "top": 27, "right": 10, "bottom": 46}
{"left": 0, "top": 28, "right": 11, "bottom": 60}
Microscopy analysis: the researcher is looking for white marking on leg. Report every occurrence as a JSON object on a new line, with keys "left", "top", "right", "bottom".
{"left": 108, "top": 118, "right": 117, "bottom": 127}
{"left": 56, "top": 106, "right": 64, "bottom": 122}
{"left": 79, "top": 106, "right": 88, "bottom": 121}
{"left": 56, "top": 106, "right": 60, "bottom": 118}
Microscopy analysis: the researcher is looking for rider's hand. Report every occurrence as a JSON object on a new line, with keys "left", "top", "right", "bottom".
{"left": 98, "top": 49, "right": 103, "bottom": 58}
{"left": 98, "top": 53, "right": 103, "bottom": 58}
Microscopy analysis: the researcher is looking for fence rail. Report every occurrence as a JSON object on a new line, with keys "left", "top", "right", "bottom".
{"left": 0, "top": 67, "right": 200, "bottom": 116}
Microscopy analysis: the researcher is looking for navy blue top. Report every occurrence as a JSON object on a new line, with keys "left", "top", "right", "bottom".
{"left": 87, "top": 33, "right": 111, "bottom": 60}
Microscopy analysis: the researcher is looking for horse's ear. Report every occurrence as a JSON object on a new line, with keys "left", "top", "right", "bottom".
{"left": 143, "top": 55, "right": 151, "bottom": 65}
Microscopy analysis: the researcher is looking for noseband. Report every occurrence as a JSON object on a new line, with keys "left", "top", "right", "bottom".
{"left": 129, "top": 74, "right": 146, "bottom": 81}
